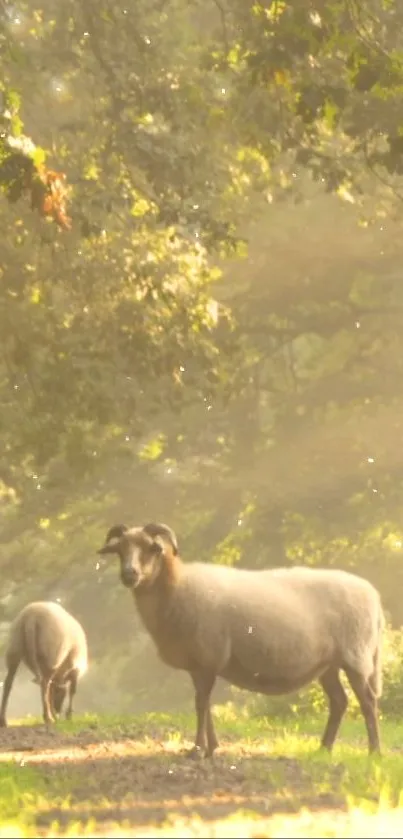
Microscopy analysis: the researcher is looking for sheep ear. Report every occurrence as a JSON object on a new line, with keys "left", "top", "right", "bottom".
{"left": 97, "top": 538, "right": 120, "bottom": 556}
{"left": 97, "top": 523, "right": 129, "bottom": 555}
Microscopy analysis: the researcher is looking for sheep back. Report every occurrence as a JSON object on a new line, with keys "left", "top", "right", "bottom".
{"left": 6, "top": 601, "right": 88, "bottom": 680}
{"left": 137, "top": 562, "right": 383, "bottom": 696}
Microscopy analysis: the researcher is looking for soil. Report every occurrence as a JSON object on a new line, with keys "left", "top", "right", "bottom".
{"left": 0, "top": 723, "right": 347, "bottom": 836}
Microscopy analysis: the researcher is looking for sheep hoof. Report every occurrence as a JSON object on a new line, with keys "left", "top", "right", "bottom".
{"left": 184, "top": 745, "right": 204, "bottom": 761}
{"left": 0, "top": 718, "right": 7, "bottom": 728}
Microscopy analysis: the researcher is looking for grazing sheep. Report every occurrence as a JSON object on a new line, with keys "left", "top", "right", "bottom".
{"left": 0, "top": 601, "right": 88, "bottom": 727}
{"left": 97, "top": 524, "right": 384, "bottom": 758}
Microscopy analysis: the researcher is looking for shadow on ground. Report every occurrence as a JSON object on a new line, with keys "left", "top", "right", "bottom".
{"left": 0, "top": 723, "right": 347, "bottom": 832}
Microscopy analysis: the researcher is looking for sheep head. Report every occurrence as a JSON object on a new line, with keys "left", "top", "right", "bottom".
{"left": 97, "top": 527, "right": 168, "bottom": 590}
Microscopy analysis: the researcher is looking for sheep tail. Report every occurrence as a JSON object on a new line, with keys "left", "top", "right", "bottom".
{"left": 369, "top": 599, "right": 385, "bottom": 699}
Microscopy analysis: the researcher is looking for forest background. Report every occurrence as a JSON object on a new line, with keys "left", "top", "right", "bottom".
{"left": 1, "top": 0, "right": 403, "bottom": 720}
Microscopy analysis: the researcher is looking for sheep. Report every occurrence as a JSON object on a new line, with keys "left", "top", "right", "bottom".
{"left": 0, "top": 601, "right": 88, "bottom": 727}
{"left": 97, "top": 523, "right": 384, "bottom": 758}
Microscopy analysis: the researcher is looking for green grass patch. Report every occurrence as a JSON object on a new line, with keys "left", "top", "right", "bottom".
{"left": 0, "top": 762, "right": 47, "bottom": 835}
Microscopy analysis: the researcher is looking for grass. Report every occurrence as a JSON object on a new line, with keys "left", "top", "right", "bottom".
{"left": 0, "top": 708, "right": 403, "bottom": 836}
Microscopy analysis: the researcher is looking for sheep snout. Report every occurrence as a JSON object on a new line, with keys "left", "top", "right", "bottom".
{"left": 120, "top": 567, "right": 140, "bottom": 588}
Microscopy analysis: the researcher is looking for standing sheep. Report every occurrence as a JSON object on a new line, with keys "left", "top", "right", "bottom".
{"left": 0, "top": 601, "right": 88, "bottom": 727}
{"left": 97, "top": 524, "right": 384, "bottom": 757}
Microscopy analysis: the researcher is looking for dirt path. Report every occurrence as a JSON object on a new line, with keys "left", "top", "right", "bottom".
{"left": 0, "top": 724, "right": 347, "bottom": 835}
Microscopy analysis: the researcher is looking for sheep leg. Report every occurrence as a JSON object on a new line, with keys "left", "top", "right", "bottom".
{"left": 319, "top": 668, "right": 348, "bottom": 751}
{"left": 49, "top": 682, "right": 61, "bottom": 719}
{"left": 48, "top": 682, "right": 55, "bottom": 719}
{"left": 65, "top": 670, "right": 78, "bottom": 720}
{"left": 0, "top": 654, "right": 20, "bottom": 727}
{"left": 344, "top": 666, "right": 381, "bottom": 754}
{"left": 206, "top": 706, "right": 219, "bottom": 757}
{"left": 41, "top": 678, "right": 55, "bottom": 725}
{"left": 187, "top": 670, "right": 216, "bottom": 759}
